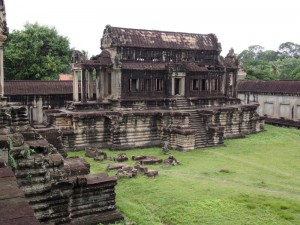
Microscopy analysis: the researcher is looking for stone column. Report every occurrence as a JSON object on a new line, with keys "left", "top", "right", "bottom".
{"left": 0, "top": 44, "right": 4, "bottom": 98}
{"left": 81, "top": 68, "right": 87, "bottom": 103}
{"left": 232, "top": 71, "right": 238, "bottom": 98}
{"left": 224, "top": 70, "right": 229, "bottom": 97}
{"left": 167, "top": 73, "right": 173, "bottom": 97}
{"left": 111, "top": 68, "right": 121, "bottom": 98}
{"left": 87, "top": 69, "right": 93, "bottom": 101}
{"left": 37, "top": 96, "right": 43, "bottom": 124}
{"left": 73, "top": 70, "right": 79, "bottom": 102}
{"left": 208, "top": 73, "right": 212, "bottom": 95}
{"left": 180, "top": 77, "right": 185, "bottom": 96}
{"left": 220, "top": 73, "right": 225, "bottom": 95}
{"left": 96, "top": 67, "right": 102, "bottom": 102}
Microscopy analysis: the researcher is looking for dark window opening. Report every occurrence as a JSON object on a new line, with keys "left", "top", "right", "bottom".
{"left": 201, "top": 79, "right": 207, "bottom": 91}
{"left": 128, "top": 78, "right": 139, "bottom": 92}
{"left": 145, "top": 79, "right": 152, "bottom": 92}
{"left": 175, "top": 78, "right": 181, "bottom": 95}
{"left": 192, "top": 79, "right": 199, "bottom": 90}
{"left": 123, "top": 49, "right": 134, "bottom": 60}
{"left": 155, "top": 79, "right": 163, "bottom": 91}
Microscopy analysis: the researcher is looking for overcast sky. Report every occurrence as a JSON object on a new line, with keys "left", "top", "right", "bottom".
{"left": 5, "top": 0, "right": 299, "bottom": 57}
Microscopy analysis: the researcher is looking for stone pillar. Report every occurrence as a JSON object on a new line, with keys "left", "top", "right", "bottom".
{"left": 0, "top": 44, "right": 4, "bottom": 98}
{"left": 180, "top": 77, "right": 185, "bottom": 96}
{"left": 220, "top": 73, "right": 225, "bottom": 95}
{"left": 171, "top": 77, "right": 175, "bottom": 96}
{"left": 208, "top": 73, "right": 212, "bottom": 95}
{"left": 224, "top": 71, "right": 229, "bottom": 97}
{"left": 87, "top": 69, "right": 93, "bottom": 101}
{"left": 37, "top": 96, "right": 43, "bottom": 124}
{"left": 81, "top": 68, "right": 87, "bottom": 103}
{"left": 232, "top": 71, "right": 238, "bottom": 98}
{"left": 73, "top": 70, "right": 79, "bottom": 102}
{"left": 96, "top": 67, "right": 102, "bottom": 102}
{"left": 101, "top": 69, "right": 106, "bottom": 100}
{"left": 167, "top": 75, "right": 172, "bottom": 97}
{"left": 111, "top": 68, "right": 121, "bottom": 99}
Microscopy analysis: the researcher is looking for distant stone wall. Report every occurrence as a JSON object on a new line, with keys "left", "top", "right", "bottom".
{"left": 238, "top": 93, "right": 300, "bottom": 121}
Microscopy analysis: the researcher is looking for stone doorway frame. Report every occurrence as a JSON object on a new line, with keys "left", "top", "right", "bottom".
{"left": 171, "top": 72, "right": 185, "bottom": 96}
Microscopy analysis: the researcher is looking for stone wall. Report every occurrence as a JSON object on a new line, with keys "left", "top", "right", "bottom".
{"left": 199, "top": 104, "right": 263, "bottom": 139}
{"left": 45, "top": 110, "right": 196, "bottom": 151}
{"left": 238, "top": 92, "right": 300, "bottom": 121}
{"left": 45, "top": 102, "right": 263, "bottom": 151}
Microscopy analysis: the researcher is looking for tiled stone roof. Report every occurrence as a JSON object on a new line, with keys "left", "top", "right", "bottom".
{"left": 102, "top": 25, "right": 221, "bottom": 51}
{"left": 5, "top": 80, "right": 73, "bottom": 95}
{"left": 237, "top": 80, "right": 300, "bottom": 95}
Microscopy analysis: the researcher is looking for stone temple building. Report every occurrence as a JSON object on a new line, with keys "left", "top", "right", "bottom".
{"left": 44, "top": 25, "right": 264, "bottom": 151}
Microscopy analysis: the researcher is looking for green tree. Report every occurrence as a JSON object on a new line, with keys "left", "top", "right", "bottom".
{"left": 278, "top": 42, "right": 300, "bottom": 59}
{"left": 4, "top": 23, "right": 72, "bottom": 80}
{"left": 238, "top": 43, "right": 300, "bottom": 80}
{"left": 238, "top": 45, "right": 264, "bottom": 60}
{"left": 274, "top": 57, "right": 300, "bottom": 80}
{"left": 258, "top": 50, "right": 280, "bottom": 61}
{"left": 241, "top": 59, "right": 272, "bottom": 80}
{"left": 291, "top": 65, "right": 300, "bottom": 79}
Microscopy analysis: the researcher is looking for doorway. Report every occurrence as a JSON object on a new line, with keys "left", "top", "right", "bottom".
{"left": 175, "top": 78, "right": 181, "bottom": 95}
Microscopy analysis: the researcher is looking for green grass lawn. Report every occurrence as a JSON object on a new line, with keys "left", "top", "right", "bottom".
{"left": 68, "top": 125, "right": 300, "bottom": 225}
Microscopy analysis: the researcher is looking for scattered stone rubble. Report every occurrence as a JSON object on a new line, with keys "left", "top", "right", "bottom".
{"left": 106, "top": 154, "right": 180, "bottom": 179}
{"left": 115, "top": 165, "right": 138, "bottom": 178}
{"left": 107, "top": 163, "right": 127, "bottom": 171}
{"left": 85, "top": 148, "right": 108, "bottom": 161}
{"left": 135, "top": 156, "right": 163, "bottom": 165}
{"left": 114, "top": 153, "right": 128, "bottom": 162}
{"left": 163, "top": 156, "right": 181, "bottom": 167}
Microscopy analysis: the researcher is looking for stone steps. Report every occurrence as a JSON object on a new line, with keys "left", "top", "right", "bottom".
{"left": 174, "top": 98, "right": 191, "bottom": 109}
{"left": 189, "top": 111, "right": 209, "bottom": 147}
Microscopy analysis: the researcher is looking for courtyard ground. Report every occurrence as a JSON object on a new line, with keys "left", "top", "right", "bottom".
{"left": 68, "top": 125, "right": 300, "bottom": 225}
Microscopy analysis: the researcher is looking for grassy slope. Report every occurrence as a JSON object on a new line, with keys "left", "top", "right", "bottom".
{"left": 68, "top": 125, "right": 300, "bottom": 225}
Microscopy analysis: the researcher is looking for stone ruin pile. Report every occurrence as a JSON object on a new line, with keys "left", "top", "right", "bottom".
{"left": 0, "top": 103, "right": 123, "bottom": 225}
{"left": 12, "top": 147, "right": 123, "bottom": 225}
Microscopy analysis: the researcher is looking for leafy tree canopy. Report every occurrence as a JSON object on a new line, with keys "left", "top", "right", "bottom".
{"left": 278, "top": 42, "right": 300, "bottom": 59}
{"left": 238, "top": 42, "right": 300, "bottom": 80}
{"left": 4, "top": 23, "right": 72, "bottom": 80}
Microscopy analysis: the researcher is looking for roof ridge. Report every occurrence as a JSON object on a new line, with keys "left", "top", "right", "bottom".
{"left": 109, "top": 25, "right": 213, "bottom": 36}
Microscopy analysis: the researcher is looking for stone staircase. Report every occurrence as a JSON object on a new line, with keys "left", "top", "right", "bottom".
{"left": 189, "top": 110, "right": 208, "bottom": 148}
{"left": 174, "top": 98, "right": 191, "bottom": 109}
